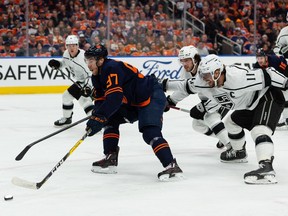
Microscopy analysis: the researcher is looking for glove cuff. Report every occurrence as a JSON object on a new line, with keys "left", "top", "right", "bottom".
{"left": 167, "top": 95, "right": 176, "bottom": 106}
{"left": 91, "top": 115, "right": 107, "bottom": 124}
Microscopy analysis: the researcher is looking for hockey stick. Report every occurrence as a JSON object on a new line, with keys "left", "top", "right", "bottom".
{"left": 57, "top": 69, "right": 82, "bottom": 88}
{"left": 12, "top": 132, "right": 89, "bottom": 190}
{"left": 15, "top": 115, "right": 91, "bottom": 161}
{"left": 169, "top": 106, "right": 190, "bottom": 113}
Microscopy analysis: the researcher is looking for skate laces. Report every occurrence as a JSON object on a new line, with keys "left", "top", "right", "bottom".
{"left": 165, "top": 160, "right": 176, "bottom": 170}
{"left": 58, "top": 117, "right": 68, "bottom": 123}
{"left": 259, "top": 160, "right": 271, "bottom": 169}
{"left": 226, "top": 149, "right": 236, "bottom": 158}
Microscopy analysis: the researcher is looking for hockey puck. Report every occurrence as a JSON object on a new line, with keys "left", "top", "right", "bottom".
{"left": 4, "top": 195, "right": 13, "bottom": 201}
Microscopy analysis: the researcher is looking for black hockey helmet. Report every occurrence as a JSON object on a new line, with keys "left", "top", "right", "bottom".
{"left": 256, "top": 48, "right": 266, "bottom": 57}
{"left": 85, "top": 44, "right": 108, "bottom": 60}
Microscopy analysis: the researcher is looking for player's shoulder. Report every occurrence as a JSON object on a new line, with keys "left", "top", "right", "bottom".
{"left": 63, "top": 50, "right": 69, "bottom": 58}
{"left": 225, "top": 65, "right": 251, "bottom": 83}
{"left": 226, "top": 64, "right": 250, "bottom": 74}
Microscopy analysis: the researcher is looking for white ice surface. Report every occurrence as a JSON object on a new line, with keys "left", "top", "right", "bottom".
{"left": 1, "top": 94, "right": 288, "bottom": 216}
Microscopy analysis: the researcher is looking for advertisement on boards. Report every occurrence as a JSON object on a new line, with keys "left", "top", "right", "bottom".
{"left": 0, "top": 56, "right": 257, "bottom": 94}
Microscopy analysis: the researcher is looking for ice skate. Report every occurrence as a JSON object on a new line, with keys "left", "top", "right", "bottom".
{"left": 54, "top": 112, "right": 73, "bottom": 126}
{"left": 244, "top": 157, "right": 277, "bottom": 184}
{"left": 276, "top": 118, "right": 288, "bottom": 130}
{"left": 220, "top": 144, "right": 247, "bottom": 163}
{"left": 91, "top": 147, "right": 119, "bottom": 174}
{"left": 158, "top": 159, "right": 184, "bottom": 181}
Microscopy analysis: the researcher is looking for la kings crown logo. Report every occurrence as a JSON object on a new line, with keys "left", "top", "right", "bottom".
{"left": 213, "top": 92, "right": 235, "bottom": 109}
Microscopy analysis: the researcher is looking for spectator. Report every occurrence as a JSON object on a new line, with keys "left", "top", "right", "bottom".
{"left": 43, "top": 33, "right": 60, "bottom": 53}
{"left": 33, "top": 42, "right": 51, "bottom": 57}
{"left": 15, "top": 39, "right": 28, "bottom": 57}
{"left": 196, "top": 41, "right": 209, "bottom": 56}
{"left": 0, "top": 41, "right": 16, "bottom": 57}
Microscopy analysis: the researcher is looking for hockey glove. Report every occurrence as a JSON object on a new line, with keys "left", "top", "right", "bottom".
{"left": 48, "top": 59, "right": 61, "bottom": 69}
{"left": 190, "top": 102, "right": 206, "bottom": 119}
{"left": 164, "top": 95, "right": 176, "bottom": 112}
{"left": 86, "top": 115, "right": 107, "bottom": 136}
{"left": 81, "top": 86, "right": 92, "bottom": 97}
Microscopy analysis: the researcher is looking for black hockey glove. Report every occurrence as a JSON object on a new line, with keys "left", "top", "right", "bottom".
{"left": 161, "top": 78, "right": 169, "bottom": 92}
{"left": 81, "top": 86, "right": 92, "bottom": 97}
{"left": 164, "top": 95, "right": 176, "bottom": 112}
{"left": 190, "top": 102, "right": 206, "bottom": 119}
{"left": 86, "top": 115, "right": 107, "bottom": 136}
{"left": 48, "top": 59, "right": 61, "bottom": 69}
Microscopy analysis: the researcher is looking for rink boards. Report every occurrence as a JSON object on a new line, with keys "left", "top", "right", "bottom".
{"left": 0, "top": 56, "right": 257, "bottom": 94}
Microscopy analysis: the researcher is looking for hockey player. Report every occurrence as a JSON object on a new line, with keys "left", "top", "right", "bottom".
{"left": 84, "top": 44, "right": 183, "bottom": 181}
{"left": 253, "top": 48, "right": 288, "bottom": 128}
{"left": 48, "top": 35, "right": 94, "bottom": 126}
{"left": 163, "top": 45, "right": 229, "bottom": 149}
{"left": 195, "top": 54, "right": 288, "bottom": 184}
{"left": 273, "top": 11, "right": 288, "bottom": 58}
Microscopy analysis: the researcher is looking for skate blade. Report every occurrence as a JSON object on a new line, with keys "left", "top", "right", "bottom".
{"left": 158, "top": 173, "right": 184, "bottom": 182}
{"left": 221, "top": 158, "right": 248, "bottom": 163}
{"left": 244, "top": 175, "right": 277, "bottom": 185}
{"left": 91, "top": 166, "right": 117, "bottom": 174}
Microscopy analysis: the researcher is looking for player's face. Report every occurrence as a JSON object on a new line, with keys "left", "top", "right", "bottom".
{"left": 180, "top": 58, "right": 194, "bottom": 73}
{"left": 85, "top": 57, "right": 99, "bottom": 75}
{"left": 202, "top": 73, "right": 215, "bottom": 87}
{"left": 202, "top": 69, "right": 222, "bottom": 88}
{"left": 67, "top": 44, "right": 79, "bottom": 57}
{"left": 256, "top": 56, "right": 267, "bottom": 67}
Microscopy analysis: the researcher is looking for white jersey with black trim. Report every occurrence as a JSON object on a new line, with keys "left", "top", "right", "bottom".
{"left": 194, "top": 65, "right": 288, "bottom": 113}
{"left": 168, "top": 69, "right": 203, "bottom": 104}
{"left": 274, "top": 26, "right": 288, "bottom": 56}
{"left": 60, "top": 49, "right": 91, "bottom": 83}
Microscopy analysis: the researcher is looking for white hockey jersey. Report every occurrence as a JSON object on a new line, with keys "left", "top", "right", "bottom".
{"left": 60, "top": 49, "right": 91, "bottom": 84}
{"left": 168, "top": 69, "right": 195, "bottom": 104}
{"left": 273, "top": 26, "right": 288, "bottom": 57}
{"left": 193, "top": 65, "right": 288, "bottom": 113}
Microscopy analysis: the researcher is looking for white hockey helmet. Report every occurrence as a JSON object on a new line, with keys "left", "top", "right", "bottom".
{"left": 65, "top": 35, "right": 79, "bottom": 45}
{"left": 199, "top": 54, "right": 224, "bottom": 75}
{"left": 178, "top": 45, "right": 199, "bottom": 64}
{"left": 199, "top": 54, "right": 224, "bottom": 86}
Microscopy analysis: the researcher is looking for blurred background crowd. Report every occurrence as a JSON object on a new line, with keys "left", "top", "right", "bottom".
{"left": 0, "top": 0, "right": 287, "bottom": 57}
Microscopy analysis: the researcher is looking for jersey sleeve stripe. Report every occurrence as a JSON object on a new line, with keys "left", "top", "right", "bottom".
{"left": 105, "top": 87, "right": 123, "bottom": 96}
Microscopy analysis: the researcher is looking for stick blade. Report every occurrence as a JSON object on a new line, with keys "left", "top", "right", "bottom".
{"left": 15, "top": 146, "right": 31, "bottom": 161}
{"left": 11, "top": 177, "right": 38, "bottom": 190}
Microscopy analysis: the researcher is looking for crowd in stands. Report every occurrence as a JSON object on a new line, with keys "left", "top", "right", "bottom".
{"left": 0, "top": 0, "right": 287, "bottom": 58}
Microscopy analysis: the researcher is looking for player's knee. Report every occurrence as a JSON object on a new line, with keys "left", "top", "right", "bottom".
{"left": 250, "top": 125, "right": 273, "bottom": 142}
{"left": 192, "top": 119, "right": 211, "bottom": 134}
{"left": 224, "top": 115, "right": 242, "bottom": 134}
{"left": 142, "top": 126, "right": 162, "bottom": 145}
{"left": 204, "top": 112, "right": 221, "bottom": 128}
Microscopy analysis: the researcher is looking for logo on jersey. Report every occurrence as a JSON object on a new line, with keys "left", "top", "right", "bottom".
{"left": 213, "top": 93, "right": 234, "bottom": 109}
